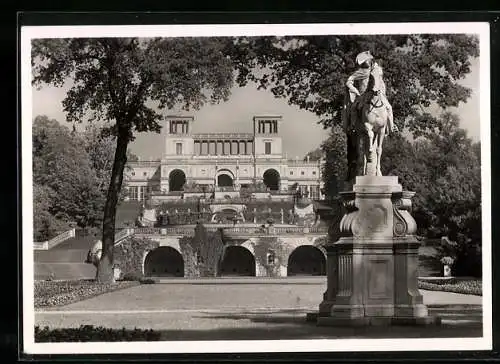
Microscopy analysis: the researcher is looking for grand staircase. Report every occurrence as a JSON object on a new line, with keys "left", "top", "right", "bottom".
{"left": 34, "top": 202, "right": 143, "bottom": 281}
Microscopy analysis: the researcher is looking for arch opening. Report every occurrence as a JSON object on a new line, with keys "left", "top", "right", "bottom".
{"left": 263, "top": 169, "right": 280, "bottom": 191}
{"left": 217, "top": 173, "right": 233, "bottom": 187}
{"left": 219, "top": 246, "right": 255, "bottom": 276}
{"left": 287, "top": 246, "right": 326, "bottom": 276}
{"left": 169, "top": 169, "right": 186, "bottom": 192}
{"left": 144, "top": 246, "right": 184, "bottom": 277}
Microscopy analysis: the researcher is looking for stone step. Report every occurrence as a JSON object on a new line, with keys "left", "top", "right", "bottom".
{"left": 34, "top": 262, "right": 96, "bottom": 281}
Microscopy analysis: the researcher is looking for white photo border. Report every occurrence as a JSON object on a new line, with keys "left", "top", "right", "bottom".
{"left": 21, "top": 21, "right": 492, "bottom": 355}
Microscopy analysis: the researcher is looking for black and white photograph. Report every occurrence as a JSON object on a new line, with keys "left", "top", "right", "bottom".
{"left": 21, "top": 21, "right": 491, "bottom": 354}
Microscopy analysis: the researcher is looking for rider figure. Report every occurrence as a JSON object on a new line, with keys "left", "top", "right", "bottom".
{"left": 343, "top": 51, "right": 396, "bottom": 135}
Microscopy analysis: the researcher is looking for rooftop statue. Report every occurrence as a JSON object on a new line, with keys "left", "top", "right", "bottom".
{"left": 342, "top": 51, "right": 398, "bottom": 180}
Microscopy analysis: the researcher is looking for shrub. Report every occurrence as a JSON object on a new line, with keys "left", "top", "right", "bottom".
{"left": 437, "top": 236, "right": 482, "bottom": 278}
{"left": 440, "top": 256, "right": 455, "bottom": 265}
{"left": 121, "top": 272, "right": 143, "bottom": 282}
{"left": 139, "top": 278, "right": 156, "bottom": 284}
{"left": 35, "top": 325, "right": 162, "bottom": 342}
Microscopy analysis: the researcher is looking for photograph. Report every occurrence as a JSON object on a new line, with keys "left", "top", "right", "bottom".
{"left": 21, "top": 21, "right": 491, "bottom": 355}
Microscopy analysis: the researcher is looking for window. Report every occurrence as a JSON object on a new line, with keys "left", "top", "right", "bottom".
{"left": 309, "top": 185, "right": 321, "bottom": 200}
{"left": 301, "top": 171, "right": 305, "bottom": 175}
{"left": 129, "top": 186, "right": 138, "bottom": 200}
{"left": 312, "top": 171, "right": 317, "bottom": 175}
{"left": 265, "top": 142, "right": 272, "bottom": 155}
{"left": 290, "top": 171, "right": 294, "bottom": 175}
{"left": 176, "top": 142, "right": 183, "bottom": 155}
{"left": 131, "top": 172, "right": 135, "bottom": 176}
{"left": 143, "top": 172, "right": 147, "bottom": 176}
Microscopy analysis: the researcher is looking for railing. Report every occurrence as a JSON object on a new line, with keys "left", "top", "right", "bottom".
{"left": 287, "top": 158, "right": 323, "bottom": 165}
{"left": 153, "top": 196, "right": 296, "bottom": 205}
{"left": 308, "top": 226, "right": 329, "bottom": 233}
{"left": 114, "top": 228, "right": 135, "bottom": 244}
{"left": 33, "top": 228, "right": 76, "bottom": 250}
{"left": 192, "top": 132, "right": 254, "bottom": 139}
{"left": 33, "top": 241, "right": 48, "bottom": 250}
{"left": 131, "top": 224, "right": 328, "bottom": 237}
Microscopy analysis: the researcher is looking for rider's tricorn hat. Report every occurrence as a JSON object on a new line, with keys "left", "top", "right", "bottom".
{"left": 356, "top": 51, "right": 373, "bottom": 65}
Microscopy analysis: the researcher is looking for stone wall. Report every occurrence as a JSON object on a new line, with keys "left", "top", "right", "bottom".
{"left": 223, "top": 236, "right": 326, "bottom": 278}
{"left": 115, "top": 231, "right": 442, "bottom": 279}
{"left": 113, "top": 236, "right": 159, "bottom": 279}
{"left": 119, "top": 232, "right": 326, "bottom": 279}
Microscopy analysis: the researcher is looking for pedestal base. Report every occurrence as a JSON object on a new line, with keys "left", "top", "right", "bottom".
{"left": 310, "top": 176, "right": 441, "bottom": 328}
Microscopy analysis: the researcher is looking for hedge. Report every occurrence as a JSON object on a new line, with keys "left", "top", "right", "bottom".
{"left": 35, "top": 325, "right": 161, "bottom": 342}
{"left": 418, "top": 278, "right": 482, "bottom": 296}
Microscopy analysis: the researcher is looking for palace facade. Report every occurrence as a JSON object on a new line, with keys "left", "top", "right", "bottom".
{"left": 124, "top": 115, "right": 324, "bottom": 201}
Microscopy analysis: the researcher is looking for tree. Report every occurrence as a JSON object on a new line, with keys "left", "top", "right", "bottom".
{"left": 319, "top": 125, "right": 348, "bottom": 199}
{"left": 82, "top": 124, "right": 131, "bottom": 211}
{"left": 33, "top": 182, "right": 69, "bottom": 241}
{"left": 303, "top": 148, "right": 323, "bottom": 161}
{"left": 32, "top": 37, "right": 234, "bottom": 282}
{"left": 381, "top": 112, "right": 481, "bottom": 276}
{"left": 33, "top": 115, "right": 103, "bottom": 232}
{"left": 226, "top": 35, "right": 478, "bottom": 180}
{"left": 227, "top": 35, "right": 478, "bottom": 137}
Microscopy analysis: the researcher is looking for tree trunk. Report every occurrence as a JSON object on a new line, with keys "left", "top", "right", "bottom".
{"left": 97, "top": 127, "right": 129, "bottom": 283}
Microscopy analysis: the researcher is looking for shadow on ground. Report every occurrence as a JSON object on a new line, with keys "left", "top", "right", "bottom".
{"left": 162, "top": 308, "right": 483, "bottom": 341}
{"left": 156, "top": 323, "right": 483, "bottom": 341}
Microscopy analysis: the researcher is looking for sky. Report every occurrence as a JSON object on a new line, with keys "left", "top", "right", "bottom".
{"left": 31, "top": 57, "right": 480, "bottom": 160}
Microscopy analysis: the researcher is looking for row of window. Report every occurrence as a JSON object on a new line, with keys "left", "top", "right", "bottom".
{"left": 127, "top": 184, "right": 321, "bottom": 201}
{"left": 127, "top": 186, "right": 159, "bottom": 201}
{"left": 174, "top": 142, "right": 273, "bottom": 156}
{"left": 298, "top": 185, "right": 322, "bottom": 200}
{"left": 130, "top": 171, "right": 150, "bottom": 177}
{"left": 130, "top": 168, "right": 318, "bottom": 177}
{"left": 290, "top": 170, "right": 317, "bottom": 176}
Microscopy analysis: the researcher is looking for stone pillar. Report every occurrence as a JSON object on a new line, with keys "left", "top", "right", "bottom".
{"left": 309, "top": 176, "right": 440, "bottom": 326}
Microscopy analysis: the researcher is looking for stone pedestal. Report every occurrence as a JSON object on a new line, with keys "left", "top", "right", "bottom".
{"left": 308, "top": 176, "right": 440, "bottom": 326}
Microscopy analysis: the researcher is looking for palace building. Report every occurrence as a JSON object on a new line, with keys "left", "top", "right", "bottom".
{"left": 124, "top": 115, "right": 324, "bottom": 201}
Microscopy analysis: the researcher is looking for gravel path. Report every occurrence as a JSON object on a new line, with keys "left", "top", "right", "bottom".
{"left": 34, "top": 281, "right": 483, "bottom": 340}
{"left": 37, "top": 281, "right": 482, "bottom": 312}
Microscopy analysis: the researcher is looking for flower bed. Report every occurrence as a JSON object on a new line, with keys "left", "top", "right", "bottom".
{"left": 34, "top": 279, "right": 139, "bottom": 308}
{"left": 35, "top": 325, "right": 161, "bottom": 342}
{"left": 418, "top": 278, "right": 482, "bottom": 296}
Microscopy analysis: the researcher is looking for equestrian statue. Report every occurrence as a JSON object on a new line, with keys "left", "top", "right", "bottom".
{"left": 342, "top": 51, "right": 398, "bottom": 181}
